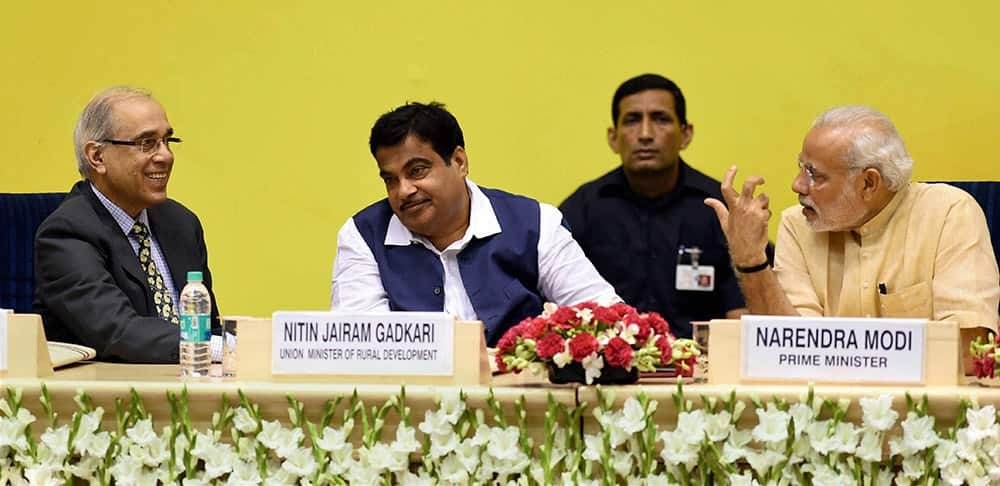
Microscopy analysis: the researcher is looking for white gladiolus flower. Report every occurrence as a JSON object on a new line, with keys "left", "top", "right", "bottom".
{"left": 675, "top": 410, "right": 708, "bottom": 445}
{"left": 232, "top": 407, "right": 258, "bottom": 434}
{"left": 582, "top": 353, "right": 604, "bottom": 385}
{"left": 39, "top": 426, "right": 69, "bottom": 459}
{"left": 486, "top": 426, "right": 522, "bottom": 463}
{"left": 728, "top": 428, "right": 752, "bottom": 448}
{"left": 126, "top": 418, "right": 157, "bottom": 446}
{"left": 704, "top": 410, "right": 732, "bottom": 442}
{"left": 576, "top": 307, "right": 594, "bottom": 325}
{"left": 203, "top": 443, "right": 237, "bottom": 480}
{"left": 860, "top": 394, "right": 898, "bottom": 432}
{"left": 13, "top": 408, "right": 35, "bottom": 428}
{"left": 582, "top": 433, "right": 603, "bottom": 462}
{"left": 419, "top": 409, "right": 453, "bottom": 437}
{"left": 392, "top": 424, "right": 420, "bottom": 455}
{"left": 827, "top": 421, "right": 859, "bottom": 454}
{"left": 439, "top": 453, "right": 470, "bottom": 484}
{"left": 552, "top": 345, "right": 574, "bottom": 368}
{"left": 264, "top": 467, "right": 300, "bottom": 486}
{"left": 429, "top": 431, "right": 460, "bottom": 459}
{"left": 78, "top": 408, "right": 104, "bottom": 435}
{"left": 255, "top": 419, "right": 284, "bottom": 450}
{"left": 752, "top": 407, "right": 790, "bottom": 444}
{"left": 619, "top": 323, "right": 640, "bottom": 345}
{"left": 899, "top": 412, "right": 938, "bottom": 452}
{"left": 108, "top": 454, "right": 144, "bottom": 484}
{"left": 900, "top": 454, "right": 925, "bottom": 479}
{"left": 370, "top": 442, "right": 408, "bottom": 472}
{"left": 274, "top": 427, "right": 304, "bottom": 459}
{"left": 438, "top": 390, "right": 466, "bottom": 424}
{"left": 22, "top": 464, "right": 60, "bottom": 486}
{"left": 988, "top": 463, "right": 1000, "bottom": 481}
{"left": 611, "top": 449, "right": 634, "bottom": 477}
{"left": 228, "top": 459, "right": 262, "bottom": 485}
{"left": 542, "top": 302, "right": 559, "bottom": 316}
{"left": 0, "top": 419, "right": 29, "bottom": 451}
{"left": 964, "top": 405, "right": 998, "bottom": 441}
{"left": 939, "top": 460, "right": 966, "bottom": 486}
{"left": 721, "top": 441, "right": 747, "bottom": 464}
{"left": 454, "top": 438, "right": 482, "bottom": 473}
{"left": 956, "top": 429, "right": 983, "bottom": 463}
{"left": 856, "top": 430, "right": 883, "bottom": 463}
{"left": 729, "top": 471, "right": 762, "bottom": 486}
{"left": 658, "top": 431, "right": 699, "bottom": 468}
{"left": 282, "top": 446, "right": 318, "bottom": 477}
{"left": 67, "top": 455, "right": 101, "bottom": 481}
{"left": 397, "top": 470, "right": 435, "bottom": 486}
{"left": 315, "top": 423, "right": 352, "bottom": 453}
{"left": 617, "top": 398, "right": 647, "bottom": 434}
{"left": 470, "top": 424, "right": 493, "bottom": 446}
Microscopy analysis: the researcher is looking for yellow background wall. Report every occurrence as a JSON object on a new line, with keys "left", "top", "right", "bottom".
{"left": 2, "top": 1, "right": 998, "bottom": 317}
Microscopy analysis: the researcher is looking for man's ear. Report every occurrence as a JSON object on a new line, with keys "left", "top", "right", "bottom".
{"left": 451, "top": 146, "right": 469, "bottom": 177}
{"left": 84, "top": 141, "right": 107, "bottom": 175}
{"left": 860, "top": 167, "right": 883, "bottom": 199}
{"left": 680, "top": 123, "right": 694, "bottom": 150}
{"left": 606, "top": 126, "right": 620, "bottom": 154}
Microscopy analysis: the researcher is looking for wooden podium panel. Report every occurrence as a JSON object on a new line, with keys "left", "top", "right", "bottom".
{"left": 707, "top": 319, "right": 961, "bottom": 386}
{"left": 235, "top": 317, "right": 491, "bottom": 386}
{"left": 0, "top": 313, "right": 53, "bottom": 378}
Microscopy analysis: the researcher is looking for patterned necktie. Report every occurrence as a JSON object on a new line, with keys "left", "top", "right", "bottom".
{"left": 130, "top": 222, "right": 179, "bottom": 324}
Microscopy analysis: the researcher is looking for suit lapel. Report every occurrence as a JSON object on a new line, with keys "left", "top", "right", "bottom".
{"left": 79, "top": 181, "right": 148, "bottom": 288}
{"left": 148, "top": 205, "right": 188, "bottom": 292}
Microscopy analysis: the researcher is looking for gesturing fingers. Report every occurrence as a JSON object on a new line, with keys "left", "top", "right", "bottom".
{"left": 741, "top": 176, "right": 766, "bottom": 201}
{"left": 719, "top": 165, "right": 740, "bottom": 206}
{"left": 703, "top": 198, "right": 731, "bottom": 238}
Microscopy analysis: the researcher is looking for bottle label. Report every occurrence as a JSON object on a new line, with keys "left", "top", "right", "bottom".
{"left": 180, "top": 314, "right": 211, "bottom": 342}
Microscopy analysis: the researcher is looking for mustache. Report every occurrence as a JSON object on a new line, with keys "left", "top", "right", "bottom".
{"left": 400, "top": 196, "right": 428, "bottom": 210}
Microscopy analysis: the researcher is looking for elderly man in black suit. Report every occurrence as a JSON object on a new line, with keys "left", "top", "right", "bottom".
{"left": 34, "top": 86, "right": 219, "bottom": 363}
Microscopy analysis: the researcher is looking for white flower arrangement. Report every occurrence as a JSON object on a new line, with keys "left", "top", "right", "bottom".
{"left": 0, "top": 383, "right": 997, "bottom": 484}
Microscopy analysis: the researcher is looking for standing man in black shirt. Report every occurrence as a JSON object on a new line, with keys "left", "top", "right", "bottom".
{"left": 560, "top": 74, "right": 748, "bottom": 338}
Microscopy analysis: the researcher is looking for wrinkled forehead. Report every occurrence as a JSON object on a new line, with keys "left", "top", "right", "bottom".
{"left": 799, "top": 126, "right": 852, "bottom": 170}
{"left": 110, "top": 96, "right": 169, "bottom": 137}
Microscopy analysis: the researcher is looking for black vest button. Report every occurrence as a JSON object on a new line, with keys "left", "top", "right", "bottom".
{"left": 433, "top": 287, "right": 442, "bottom": 296}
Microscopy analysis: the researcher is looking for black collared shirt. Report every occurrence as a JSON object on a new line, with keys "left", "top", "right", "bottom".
{"left": 559, "top": 161, "right": 745, "bottom": 338}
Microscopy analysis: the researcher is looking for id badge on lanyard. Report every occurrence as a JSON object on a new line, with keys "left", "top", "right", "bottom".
{"left": 676, "top": 245, "right": 715, "bottom": 291}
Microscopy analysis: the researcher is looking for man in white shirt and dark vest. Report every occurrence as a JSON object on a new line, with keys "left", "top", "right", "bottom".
{"left": 331, "top": 102, "right": 618, "bottom": 345}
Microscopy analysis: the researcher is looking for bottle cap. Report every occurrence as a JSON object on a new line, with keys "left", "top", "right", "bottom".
{"left": 187, "top": 271, "right": 203, "bottom": 282}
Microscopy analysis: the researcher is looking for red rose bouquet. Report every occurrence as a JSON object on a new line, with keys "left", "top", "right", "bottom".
{"left": 495, "top": 301, "right": 700, "bottom": 384}
{"left": 970, "top": 332, "right": 1000, "bottom": 379}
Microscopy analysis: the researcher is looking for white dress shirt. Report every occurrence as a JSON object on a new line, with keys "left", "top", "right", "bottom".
{"left": 331, "top": 180, "right": 619, "bottom": 320}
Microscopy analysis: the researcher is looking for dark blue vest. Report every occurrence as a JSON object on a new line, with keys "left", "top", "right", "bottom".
{"left": 353, "top": 187, "right": 544, "bottom": 346}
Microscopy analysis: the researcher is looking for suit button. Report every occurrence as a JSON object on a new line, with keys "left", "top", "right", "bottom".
{"left": 433, "top": 287, "right": 442, "bottom": 296}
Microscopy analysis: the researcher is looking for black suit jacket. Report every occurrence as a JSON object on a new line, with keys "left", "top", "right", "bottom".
{"left": 34, "top": 181, "right": 220, "bottom": 363}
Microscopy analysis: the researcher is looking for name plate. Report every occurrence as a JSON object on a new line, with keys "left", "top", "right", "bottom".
{"left": 0, "top": 309, "right": 8, "bottom": 371}
{"left": 271, "top": 311, "right": 454, "bottom": 376}
{"left": 741, "top": 315, "right": 926, "bottom": 384}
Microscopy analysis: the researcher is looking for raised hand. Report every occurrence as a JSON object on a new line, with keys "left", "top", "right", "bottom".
{"left": 704, "top": 165, "right": 771, "bottom": 268}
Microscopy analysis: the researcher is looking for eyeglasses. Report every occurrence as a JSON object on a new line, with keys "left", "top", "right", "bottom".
{"left": 797, "top": 161, "right": 818, "bottom": 186}
{"left": 100, "top": 137, "right": 182, "bottom": 154}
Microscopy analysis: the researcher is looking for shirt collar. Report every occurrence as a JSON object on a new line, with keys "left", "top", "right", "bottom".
{"left": 853, "top": 181, "right": 912, "bottom": 238}
{"left": 596, "top": 159, "right": 714, "bottom": 200}
{"left": 384, "top": 179, "right": 501, "bottom": 247}
{"left": 90, "top": 182, "right": 149, "bottom": 235}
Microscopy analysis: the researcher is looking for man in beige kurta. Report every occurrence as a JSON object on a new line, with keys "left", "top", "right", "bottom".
{"left": 705, "top": 105, "right": 999, "bottom": 332}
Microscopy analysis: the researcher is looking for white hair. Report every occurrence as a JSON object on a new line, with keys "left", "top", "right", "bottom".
{"left": 73, "top": 86, "right": 154, "bottom": 179}
{"left": 811, "top": 105, "right": 913, "bottom": 192}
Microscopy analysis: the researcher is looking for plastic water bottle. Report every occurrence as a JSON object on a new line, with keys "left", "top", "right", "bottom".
{"left": 179, "top": 271, "right": 211, "bottom": 377}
